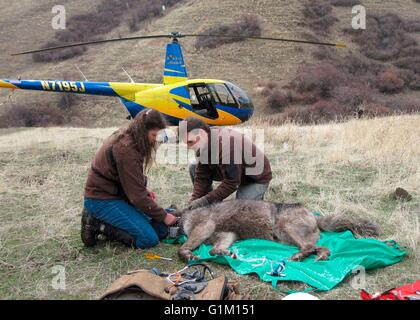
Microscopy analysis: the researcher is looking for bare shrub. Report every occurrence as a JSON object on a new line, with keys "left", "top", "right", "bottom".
{"left": 302, "top": 1, "right": 332, "bottom": 19}
{"left": 127, "top": 14, "right": 141, "bottom": 33}
{"left": 0, "top": 105, "right": 65, "bottom": 128}
{"left": 376, "top": 69, "right": 405, "bottom": 93}
{"left": 56, "top": 72, "right": 81, "bottom": 110}
{"left": 126, "top": 2, "right": 165, "bottom": 32}
{"left": 195, "top": 15, "right": 262, "bottom": 50}
{"left": 305, "top": 100, "right": 346, "bottom": 123}
{"left": 257, "top": 81, "right": 293, "bottom": 111}
{"left": 394, "top": 57, "right": 420, "bottom": 74}
{"left": 382, "top": 96, "right": 420, "bottom": 113}
{"left": 302, "top": 1, "right": 337, "bottom": 35}
{"left": 345, "top": 13, "right": 418, "bottom": 62}
{"left": 398, "top": 70, "right": 420, "bottom": 90}
{"left": 57, "top": 94, "right": 78, "bottom": 110}
{"left": 344, "top": 12, "right": 420, "bottom": 77}
{"left": 291, "top": 63, "right": 345, "bottom": 99}
{"left": 279, "top": 100, "right": 350, "bottom": 124}
{"left": 398, "top": 69, "right": 417, "bottom": 87}
{"left": 338, "top": 54, "right": 383, "bottom": 77}
{"left": 360, "top": 104, "right": 393, "bottom": 118}
{"left": 312, "top": 46, "right": 335, "bottom": 60}
{"left": 265, "top": 89, "right": 291, "bottom": 111}
{"left": 332, "top": 85, "right": 376, "bottom": 108}
{"left": 32, "top": 40, "right": 87, "bottom": 62}
{"left": 257, "top": 81, "right": 278, "bottom": 95}
{"left": 330, "top": 0, "right": 360, "bottom": 6}
{"left": 313, "top": 16, "right": 339, "bottom": 34}
{"left": 403, "top": 20, "right": 420, "bottom": 32}
{"left": 399, "top": 46, "right": 420, "bottom": 59}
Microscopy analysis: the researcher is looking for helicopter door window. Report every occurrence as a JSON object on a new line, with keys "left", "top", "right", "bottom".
{"left": 189, "top": 87, "right": 199, "bottom": 105}
{"left": 188, "top": 84, "right": 219, "bottom": 119}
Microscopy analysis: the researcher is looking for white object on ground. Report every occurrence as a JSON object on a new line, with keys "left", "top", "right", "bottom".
{"left": 282, "top": 292, "right": 319, "bottom": 300}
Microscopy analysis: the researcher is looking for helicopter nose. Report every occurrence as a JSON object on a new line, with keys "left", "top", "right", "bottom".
{"left": 237, "top": 107, "right": 254, "bottom": 122}
{"left": 238, "top": 97, "right": 254, "bottom": 122}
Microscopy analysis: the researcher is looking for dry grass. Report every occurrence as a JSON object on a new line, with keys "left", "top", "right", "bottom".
{"left": 0, "top": 115, "right": 419, "bottom": 299}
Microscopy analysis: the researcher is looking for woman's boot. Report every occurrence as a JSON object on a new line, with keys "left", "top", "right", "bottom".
{"left": 99, "top": 223, "right": 136, "bottom": 248}
{"left": 81, "top": 208, "right": 100, "bottom": 247}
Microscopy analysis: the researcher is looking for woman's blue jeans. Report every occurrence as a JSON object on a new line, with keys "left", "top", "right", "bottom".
{"left": 84, "top": 198, "right": 169, "bottom": 249}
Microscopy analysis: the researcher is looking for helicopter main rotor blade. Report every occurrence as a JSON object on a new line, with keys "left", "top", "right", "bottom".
{"left": 184, "top": 34, "right": 346, "bottom": 48}
{"left": 11, "top": 33, "right": 346, "bottom": 56}
{"left": 11, "top": 34, "right": 171, "bottom": 56}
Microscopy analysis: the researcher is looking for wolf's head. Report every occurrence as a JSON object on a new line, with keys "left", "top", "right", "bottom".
{"left": 271, "top": 202, "right": 305, "bottom": 225}
{"left": 273, "top": 202, "right": 302, "bottom": 213}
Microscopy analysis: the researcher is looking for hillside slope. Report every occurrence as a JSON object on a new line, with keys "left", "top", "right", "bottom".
{"left": 0, "top": 0, "right": 419, "bottom": 127}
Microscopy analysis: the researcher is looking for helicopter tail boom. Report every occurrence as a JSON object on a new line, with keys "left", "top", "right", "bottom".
{"left": 0, "top": 79, "right": 160, "bottom": 100}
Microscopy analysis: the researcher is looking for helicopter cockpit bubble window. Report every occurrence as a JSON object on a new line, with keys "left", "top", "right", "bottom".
{"left": 208, "top": 83, "right": 238, "bottom": 107}
{"left": 225, "top": 82, "right": 254, "bottom": 110}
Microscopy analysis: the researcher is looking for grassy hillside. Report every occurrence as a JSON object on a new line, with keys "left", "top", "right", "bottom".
{"left": 1, "top": 1, "right": 418, "bottom": 127}
{"left": 0, "top": 115, "right": 418, "bottom": 299}
{"left": 0, "top": 0, "right": 419, "bottom": 300}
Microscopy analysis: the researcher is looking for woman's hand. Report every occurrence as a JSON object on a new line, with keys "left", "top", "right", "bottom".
{"left": 163, "top": 213, "right": 177, "bottom": 226}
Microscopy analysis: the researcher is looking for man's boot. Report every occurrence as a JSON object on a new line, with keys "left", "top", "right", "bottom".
{"left": 81, "top": 208, "right": 100, "bottom": 247}
{"left": 99, "top": 223, "right": 136, "bottom": 248}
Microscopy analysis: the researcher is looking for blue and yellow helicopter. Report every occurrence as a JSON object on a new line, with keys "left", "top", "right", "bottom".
{"left": 0, "top": 32, "right": 345, "bottom": 125}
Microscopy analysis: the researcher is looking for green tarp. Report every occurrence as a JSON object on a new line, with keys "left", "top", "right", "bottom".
{"left": 164, "top": 230, "right": 406, "bottom": 291}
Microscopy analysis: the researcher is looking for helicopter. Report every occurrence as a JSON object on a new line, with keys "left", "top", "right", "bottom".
{"left": 0, "top": 32, "right": 345, "bottom": 126}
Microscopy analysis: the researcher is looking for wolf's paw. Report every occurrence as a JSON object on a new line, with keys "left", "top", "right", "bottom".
{"left": 189, "top": 254, "right": 200, "bottom": 261}
{"left": 290, "top": 252, "right": 305, "bottom": 262}
{"left": 178, "top": 249, "right": 199, "bottom": 261}
{"left": 210, "top": 248, "right": 233, "bottom": 257}
{"left": 315, "top": 247, "right": 330, "bottom": 261}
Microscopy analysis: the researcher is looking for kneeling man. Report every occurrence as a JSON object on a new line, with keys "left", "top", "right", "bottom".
{"left": 182, "top": 116, "right": 272, "bottom": 210}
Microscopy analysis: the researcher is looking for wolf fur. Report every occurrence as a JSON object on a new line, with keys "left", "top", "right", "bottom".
{"left": 175, "top": 200, "right": 379, "bottom": 262}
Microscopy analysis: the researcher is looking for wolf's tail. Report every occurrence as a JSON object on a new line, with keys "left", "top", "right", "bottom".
{"left": 316, "top": 215, "right": 379, "bottom": 237}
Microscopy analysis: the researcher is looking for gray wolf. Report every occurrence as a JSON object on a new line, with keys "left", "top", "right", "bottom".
{"left": 176, "top": 200, "right": 379, "bottom": 262}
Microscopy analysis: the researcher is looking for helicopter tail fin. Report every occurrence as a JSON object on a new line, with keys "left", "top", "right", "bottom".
{"left": 163, "top": 41, "right": 188, "bottom": 85}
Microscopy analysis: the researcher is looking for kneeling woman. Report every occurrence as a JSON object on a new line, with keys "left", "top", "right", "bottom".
{"left": 82, "top": 109, "right": 177, "bottom": 248}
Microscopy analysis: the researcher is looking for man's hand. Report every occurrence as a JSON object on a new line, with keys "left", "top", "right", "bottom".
{"left": 147, "top": 190, "right": 157, "bottom": 201}
{"left": 187, "top": 196, "right": 210, "bottom": 210}
{"left": 163, "top": 213, "right": 177, "bottom": 226}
